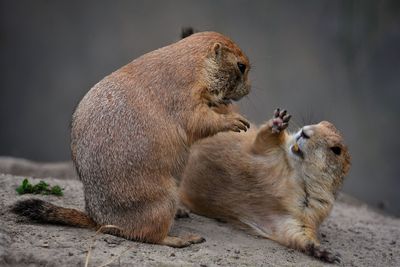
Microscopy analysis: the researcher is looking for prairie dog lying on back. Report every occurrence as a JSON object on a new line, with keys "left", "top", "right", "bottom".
{"left": 180, "top": 109, "right": 351, "bottom": 262}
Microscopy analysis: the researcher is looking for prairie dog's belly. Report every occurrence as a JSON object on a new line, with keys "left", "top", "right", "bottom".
{"left": 181, "top": 130, "right": 254, "bottom": 215}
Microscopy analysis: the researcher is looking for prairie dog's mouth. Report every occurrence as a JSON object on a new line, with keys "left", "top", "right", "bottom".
{"left": 290, "top": 129, "right": 310, "bottom": 159}
{"left": 229, "top": 95, "right": 243, "bottom": 101}
{"left": 291, "top": 142, "right": 304, "bottom": 158}
{"left": 208, "top": 97, "right": 233, "bottom": 108}
{"left": 221, "top": 97, "right": 232, "bottom": 105}
{"left": 226, "top": 83, "right": 250, "bottom": 101}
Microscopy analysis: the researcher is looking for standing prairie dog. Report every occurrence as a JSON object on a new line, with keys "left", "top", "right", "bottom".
{"left": 11, "top": 31, "right": 251, "bottom": 247}
{"left": 180, "top": 109, "right": 351, "bottom": 261}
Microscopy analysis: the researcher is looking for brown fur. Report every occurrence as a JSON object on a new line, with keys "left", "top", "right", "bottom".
{"left": 12, "top": 32, "right": 251, "bottom": 248}
{"left": 180, "top": 109, "right": 351, "bottom": 261}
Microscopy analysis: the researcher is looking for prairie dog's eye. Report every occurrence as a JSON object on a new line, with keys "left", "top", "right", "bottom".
{"left": 330, "top": 146, "right": 341, "bottom": 155}
{"left": 301, "top": 129, "right": 310, "bottom": 139}
{"left": 237, "top": 62, "right": 246, "bottom": 74}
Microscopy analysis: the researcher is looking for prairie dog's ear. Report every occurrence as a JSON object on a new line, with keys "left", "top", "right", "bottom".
{"left": 211, "top": 42, "right": 223, "bottom": 60}
{"left": 181, "top": 27, "right": 195, "bottom": 39}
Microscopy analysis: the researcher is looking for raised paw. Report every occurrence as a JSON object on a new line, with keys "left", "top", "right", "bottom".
{"left": 224, "top": 113, "right": 250, "bottom": 133}
{"left": 305, "top": 244, "right": 341, "bottom": 264}
{"left": 271, "top": 108, "right": 291, "bottom": 134}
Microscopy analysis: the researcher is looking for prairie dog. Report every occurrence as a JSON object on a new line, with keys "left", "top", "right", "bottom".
{"left": 180, "top": 109, "right": 351, "bottom": 261}
{"left": 11, "top": 31, "right": 251, "bottom": 248}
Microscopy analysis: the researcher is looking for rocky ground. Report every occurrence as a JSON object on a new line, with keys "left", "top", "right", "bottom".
{"left": 0, "top": 159, "right": 399, "bottom": 266}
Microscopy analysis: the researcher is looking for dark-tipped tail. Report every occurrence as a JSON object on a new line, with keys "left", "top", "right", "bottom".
{"left": 11, "top": 199, "right": 97, "bottom": 229}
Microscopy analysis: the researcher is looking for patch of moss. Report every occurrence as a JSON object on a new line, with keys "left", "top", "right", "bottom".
{"left": 16, "top": 178, "right": 64, "bottom": 196}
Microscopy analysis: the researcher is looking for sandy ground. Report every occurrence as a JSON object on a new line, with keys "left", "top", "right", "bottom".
{"left": 0, "top": 172, "right": 399, "bottom": 266}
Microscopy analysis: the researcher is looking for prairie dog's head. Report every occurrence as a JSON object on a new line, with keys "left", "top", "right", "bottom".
{"left": 203, "top": 37, "right": 251, "bottom": 104}
{"left": 287, "top": 121, "right": 351, "bottom": 193}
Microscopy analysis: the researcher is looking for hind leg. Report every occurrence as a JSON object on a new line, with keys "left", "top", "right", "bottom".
{"left": 96, "top": 191, "right": 204, "bottom": 248}
{"left": 105, "top": 208, "right": 205, "bottom": 248}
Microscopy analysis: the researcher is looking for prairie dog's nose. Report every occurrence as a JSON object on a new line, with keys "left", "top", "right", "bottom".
{"left": 302, "top": 126, "right": 314, "bottom": 138}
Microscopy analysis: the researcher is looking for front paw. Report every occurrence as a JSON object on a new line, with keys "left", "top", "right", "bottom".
{"left": 271, "top": 108, "right": 291, "bottom": 134}
{"left": 305, "top": 244, "right": 341, "bottom": 264}
{"left": 224, "top": 113, "right": 250, "bottom": 132}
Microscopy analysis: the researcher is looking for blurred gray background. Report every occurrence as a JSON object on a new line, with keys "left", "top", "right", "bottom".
{"left": 1, "top": 1, "right": 399, "bottom": 216}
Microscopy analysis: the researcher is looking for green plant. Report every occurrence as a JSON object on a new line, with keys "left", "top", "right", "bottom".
{"left": 16, "top": 178, "right": 64, "bottom": 196}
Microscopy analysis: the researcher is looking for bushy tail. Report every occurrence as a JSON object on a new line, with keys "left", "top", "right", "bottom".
{"left": 11, "top": 199, "right": 97, "bottom": 229}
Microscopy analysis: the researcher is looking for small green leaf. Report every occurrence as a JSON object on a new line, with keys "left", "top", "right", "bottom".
{"left": 50, "top": 185, "right": 63, "bottom": 196}
{"left": 33, "top": 181, "right": 49, "bottom": 193}
{"left": 16, "top": 185, "right": 24, "bottom": 195}
{"left": 15, "top": 179, "right": 63, "bottom": 196}
{"left": 16, "top": 178, "right": 33, "bottom": 195}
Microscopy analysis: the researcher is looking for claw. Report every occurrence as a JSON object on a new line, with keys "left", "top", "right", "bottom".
{"left": 333, "top": 256, "right": 341, "bottom": 263}
{"left": 280, "top": 109, "right": 287, "bottom": 118}
{"left": 232, "top": 128, "right": 241, "bottom": 132}
{"left": 274, "top": 108, "right": 280, "bottom": 118}
{"left": 283, "top": 114, "right": 291, "bottom": 123}
{"left": 240, "top": 119, "right": 250, "bottom": 129}
{"left": 305, "top": 243, "right": 341, "bottom": 264}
